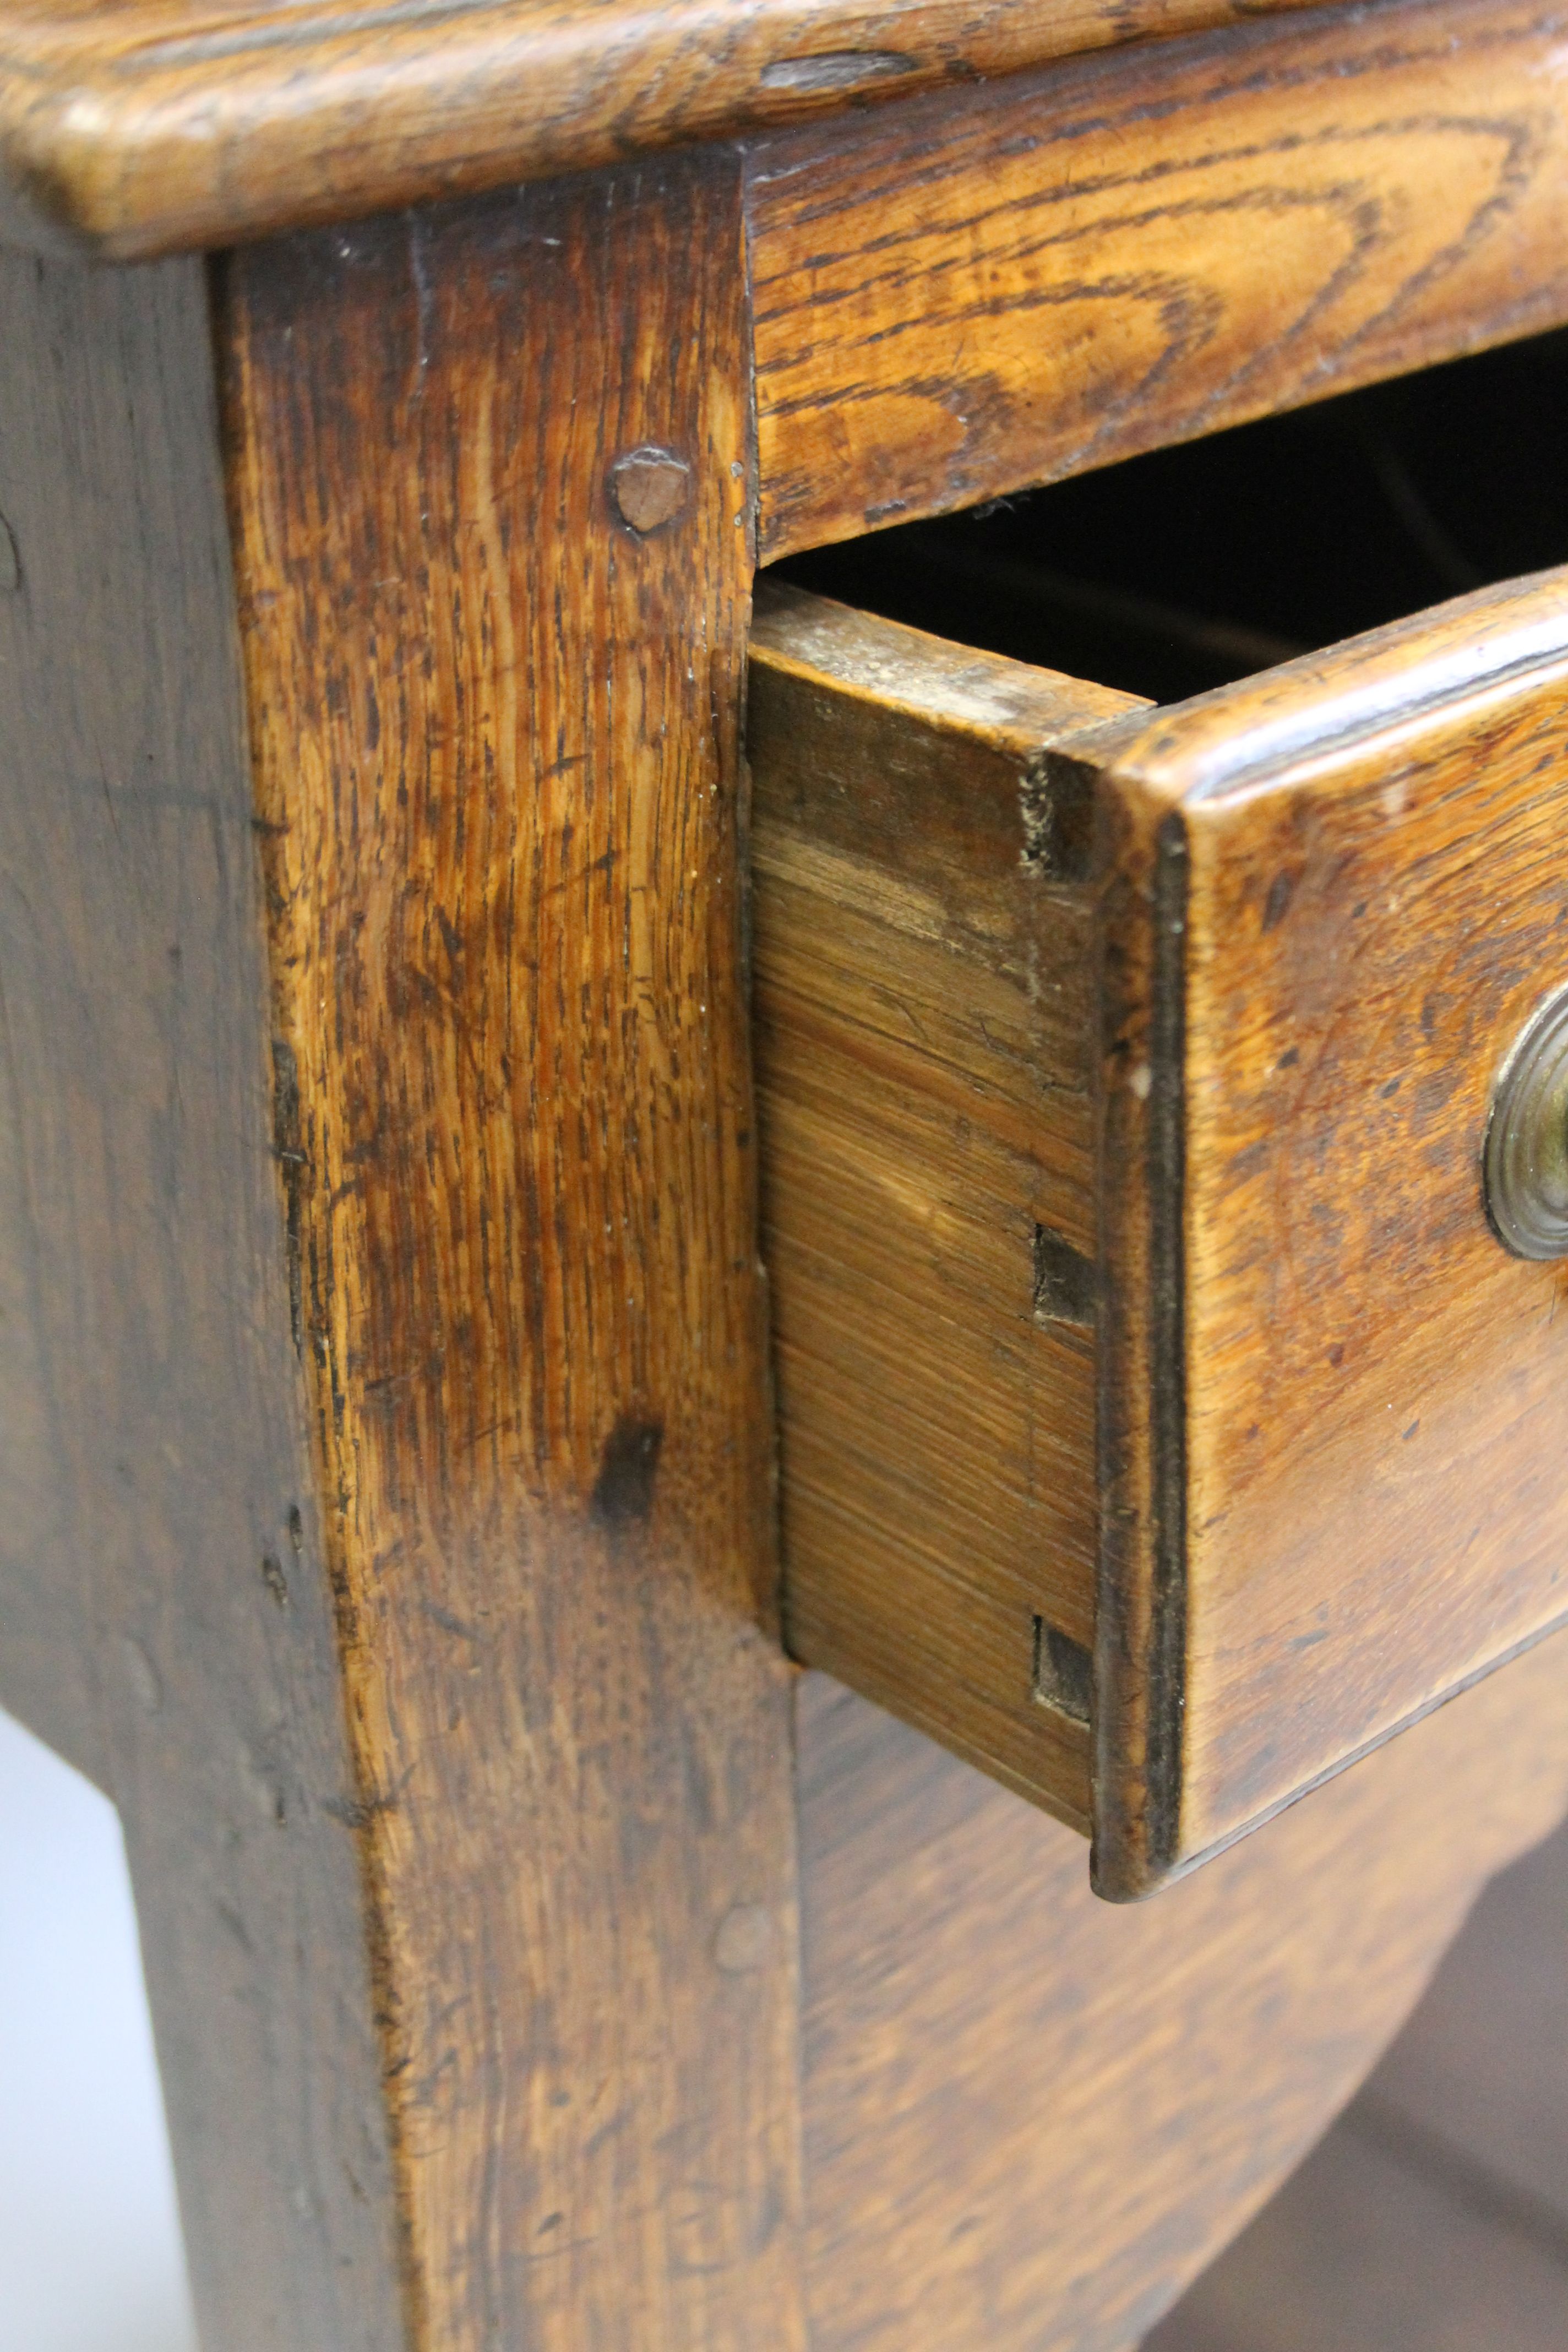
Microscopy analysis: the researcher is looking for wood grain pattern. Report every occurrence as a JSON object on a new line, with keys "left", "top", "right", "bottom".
{"left": 749, "top": 0, "right": 1568, "bottom": 560}
{"left": 217, "top": 160, "right": 807, "bottom": 2351}
{"left": 0, "top": 248, "right": 406, "bottom": 2350}
{"left": 798, "top": 1630, "right": 1568, "bottom": 2351}
{"left": 0, "top": 0, "right": 1335, "bottom": 262}
{"left": 1080, "top": 564, "right": 1568, "bottom": 1891}
{"left": 750, "top": 580, "right": 1136, "bottom": 1827}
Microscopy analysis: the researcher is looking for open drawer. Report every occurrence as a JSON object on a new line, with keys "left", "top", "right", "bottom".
{"left": 749, "top": 343, "right": 1568, "bottom": 1896}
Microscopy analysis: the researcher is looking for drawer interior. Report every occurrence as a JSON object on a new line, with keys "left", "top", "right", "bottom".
{"left": 751, "top": 326, "right": 1568, "bottom": 1875}
{"left": 772, "top": 325, "right": 1568, "bottom": 703}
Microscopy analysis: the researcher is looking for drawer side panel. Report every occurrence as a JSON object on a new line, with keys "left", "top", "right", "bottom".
{"left": 749, "top": 584, "right": 1141, "bottom": 1829}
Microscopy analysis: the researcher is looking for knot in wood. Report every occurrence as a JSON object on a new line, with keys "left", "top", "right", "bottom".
{"left": 609, "top": 446, "right": 692, "bottom": 535}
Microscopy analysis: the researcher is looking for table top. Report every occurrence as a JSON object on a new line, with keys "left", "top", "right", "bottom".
{"left": 0, "top": 0, "right": 1330, "bottom": 259}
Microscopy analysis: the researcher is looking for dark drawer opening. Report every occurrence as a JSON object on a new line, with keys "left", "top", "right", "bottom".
{"left": 771, "top": 326, "right": 1568, "bottom": 704}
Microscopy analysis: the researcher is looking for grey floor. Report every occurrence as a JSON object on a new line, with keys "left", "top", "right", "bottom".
{"left": 5, "top": 1694, "right": 1567, "bottom": 2352}
{"left": 1148, "top": 1804, "right": 1568, "bottom": 2351}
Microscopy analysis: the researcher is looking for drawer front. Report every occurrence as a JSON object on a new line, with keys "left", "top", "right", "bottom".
{"left": 750, "top": 570, "right": 1568, "bottom": 1892}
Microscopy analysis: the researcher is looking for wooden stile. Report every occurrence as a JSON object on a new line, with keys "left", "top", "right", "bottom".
{"left": 216, "top": 158, "right": 808, "bottom": 2349}
{"left": 0, "top": 243, "right": 409, "bottom": 2351}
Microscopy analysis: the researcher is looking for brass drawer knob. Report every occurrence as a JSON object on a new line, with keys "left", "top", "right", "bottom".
{"left": 1487, "top": 987, "right": 1568, "bottom": 1260}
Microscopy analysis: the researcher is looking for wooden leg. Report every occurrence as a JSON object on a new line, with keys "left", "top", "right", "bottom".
{"left": 0, "top": 162, "right": 805, "bottom": 2350}
{"left": 215, "top": 158, "right": 807, "bottom": 2350}
{"left": 0, "top": 248, "right": 405, "bottom": 2347}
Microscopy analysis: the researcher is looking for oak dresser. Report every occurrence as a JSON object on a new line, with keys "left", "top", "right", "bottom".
{"left": 3, "top": 2, "right": 1568, "bottom": 2345}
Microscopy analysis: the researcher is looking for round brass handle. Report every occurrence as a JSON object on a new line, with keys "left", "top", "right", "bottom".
{"left": 1485, "top": 986, "right": 1568, "bottom": 1260}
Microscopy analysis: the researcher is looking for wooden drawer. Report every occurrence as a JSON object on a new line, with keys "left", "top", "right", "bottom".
{"left": 750, "top": 533, "right": 1568, "bottom": 1896}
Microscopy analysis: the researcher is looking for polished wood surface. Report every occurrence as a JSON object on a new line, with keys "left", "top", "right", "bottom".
{"left": 798, "top": 1629, "right": 1568, "bottom": 2351}
{"left": 1080, "top": 564, "right": 1568, "bottom": 1889}
{"left": 0, "top": 246, "right": 406, "bottom": 2350}
{"left": 750, "top": 0, "right": 1568, "bottom": 560}
{"left": 217, "top": 161, "right": 807, "bottom": 2349}
{"left": 750, "top": 580, "right": 1135, "bottom": 1827}
{"left": 0, "top": 0, "right": 1333, "bottom": 261}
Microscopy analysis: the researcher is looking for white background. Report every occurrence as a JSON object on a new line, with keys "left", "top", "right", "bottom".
{"left": 0, "top": 1706, "right": 196, "bottom": 2352}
